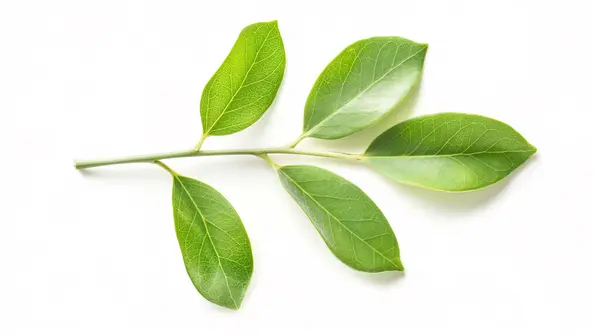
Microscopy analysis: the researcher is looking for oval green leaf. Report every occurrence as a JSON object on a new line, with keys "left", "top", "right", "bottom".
{"left": 200, "top": 20, "right": 286, "bottom": 136}
{"left": 171, "top": 174, "right": 253, "bottom": 309}
{"left": 364, "top": 113, "right": 537, "bottom": 192}
{"left": 277, "top": 165, "right": 403, "bottom": 272}
{"left": 302, "top": 37, "right": 427, "bottom": 140}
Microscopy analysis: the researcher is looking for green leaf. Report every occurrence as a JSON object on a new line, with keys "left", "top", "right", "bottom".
{"left": 364, "top": 113, "right": 537, "bottom": 192}
{"left": 302, "top": 37, "right": 427, "bottom": 140}
{"left": 277, "top": 165, "right": 403, "bottom": 272}
{"left": 171, "top": 174, "right": 253, "bottom": 309}
{"left": 200, "top": 20, "right": 286, "bottom": 136}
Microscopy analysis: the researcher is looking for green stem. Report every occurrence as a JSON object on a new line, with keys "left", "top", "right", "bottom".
{"left": 256, "top": 154, "right": 280, "bottom": 169}
{"left": 288, "top": 134, "right": 307, "bottom": 148}
{"left": 194, "top": 134, "right": 209, "bottom": 151}
{"left": 154, "top": 160, "right": 178, "bottom": 176}
{"left": 74, "top": 147, "right": 362, "bottom": 170}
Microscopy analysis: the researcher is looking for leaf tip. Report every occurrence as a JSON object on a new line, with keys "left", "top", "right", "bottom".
{"left": 530, "top": 143, "right": 538, "bottom": 155}
{"left": 266, "top": 20, "right": 279, "bottom": 29}
{"left": 227, "top": 302, "right": 242, "bottom": 311}
{"left": 212, "top": 298, "right": 241, "bottom": 310}
{"left": 394, "top": 258, "right": 405, "bottom": 272}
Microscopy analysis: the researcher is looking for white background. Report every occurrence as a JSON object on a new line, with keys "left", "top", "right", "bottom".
{"left": 0, "top": 0, "right": 598, "bottom": 334}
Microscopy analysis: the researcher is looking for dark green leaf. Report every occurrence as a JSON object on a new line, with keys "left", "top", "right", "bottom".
{"left": 302, "top": 37, "right": 427, "bottom": 140}
{"left": 200, "top": 21, "right": 285, "bottom": 136}
{"left": 364, "top": 113, "right": 537, "bottom": 191}
{"left": 277, "top": 165, "right": 403, "bottom": 272}
{"left": 171, "top": 174, "right": 253, "bottom": 309}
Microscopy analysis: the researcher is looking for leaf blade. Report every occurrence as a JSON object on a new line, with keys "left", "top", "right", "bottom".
{"left": 303, "top": 37, "right": 427, "bottom": 139}
{"left": 364, "top": 113, "right": 537, "bottom": 192}
{"left": 277, "top": 165, "right": 402, "bottom": 272}
{"left": 200, "top": 20, "right": 286, "bottom": 136}
{"left": 172, "top": 175, "right": 253, "bottom": 309}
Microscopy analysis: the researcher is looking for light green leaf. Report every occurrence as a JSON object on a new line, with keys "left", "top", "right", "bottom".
{"left": 200, "top": 20, "right": 286, "bottom": 136}
{"left": 277, "top": 165, "right": 403, "bottom": 272}
{"left": 364, "top": 113, "right": 537, "bottom": 192}
{"left": 302, "top": 37, "right": 427, "bottom": 140}
{"left": 171, "top": 174, "right": 253, "bottom": 309}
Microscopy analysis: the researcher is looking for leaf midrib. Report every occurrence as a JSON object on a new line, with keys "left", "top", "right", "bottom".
{"left": 279, "top": 169, "right": 401, "bottom": 270}
{"left": 174, "top": 176, "right": 238, "bottom": 309}
{"left": 204, "top": 24, "right": 277, "bottom": 136}
{"left": 365, "top": 148, "right": 536, "bottom": 159}
{"left": 304, "top": 44, "right": 426, "bottom": 137}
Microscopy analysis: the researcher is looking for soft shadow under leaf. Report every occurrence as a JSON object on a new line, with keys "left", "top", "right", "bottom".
{"left": 276, "top": 165, "right": 403, "bottom": 273}
{"left": 302, "top": 37, "right": 427, "bottom": 140}
{"left": 364, "top": 113, "right": 537, "bottom": 192}
{"left": 200, "top": 21, "right": 286, "bottom": 137}
{"left": 171, "top": 174, "right": 253, "bottom": 309}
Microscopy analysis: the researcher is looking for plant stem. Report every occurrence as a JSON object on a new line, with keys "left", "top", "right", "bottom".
{"left": 288, "top": 134, "right": 307, "bottom": 148}
{"left": 154, "top": 160, "right": 178, "bottom": 176}
{"left": 74, "top": 147, "right": 362, "bottom": 170}
{"left": 194, "top": 134, "right": 209, "bottom": 151}
{"left": 255, "top": 154, "right": 280, "bottom": 169}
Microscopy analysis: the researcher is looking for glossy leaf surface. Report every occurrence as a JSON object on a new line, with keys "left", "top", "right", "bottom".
{"left": 364, "top": 113, "right": 537, "bottom": 191}
{"left": 172, "top": 175, "right": 253, "bottom": 309}
{"left": 303, "top": 37, "right": 427, "bottom": 139}
{"left": 277, "top": 165, "right": 403, "bottom": 272}
{"left": 200, "top": 21, "right": 285, "bottom": 136}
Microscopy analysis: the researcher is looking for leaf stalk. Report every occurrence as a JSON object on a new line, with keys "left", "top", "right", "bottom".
{"left": 288, "top": 135, "right": 307, "bottom": 148}
{"left": 194, "top": 134, "right": 209, "bottom": 151}
{"left": 154, "top": 160, "right": 179, "bottom": 176}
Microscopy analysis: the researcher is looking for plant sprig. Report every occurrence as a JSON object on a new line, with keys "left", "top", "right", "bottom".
{"left": 75, "top": 20, "right": 536, "bottom": 310}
